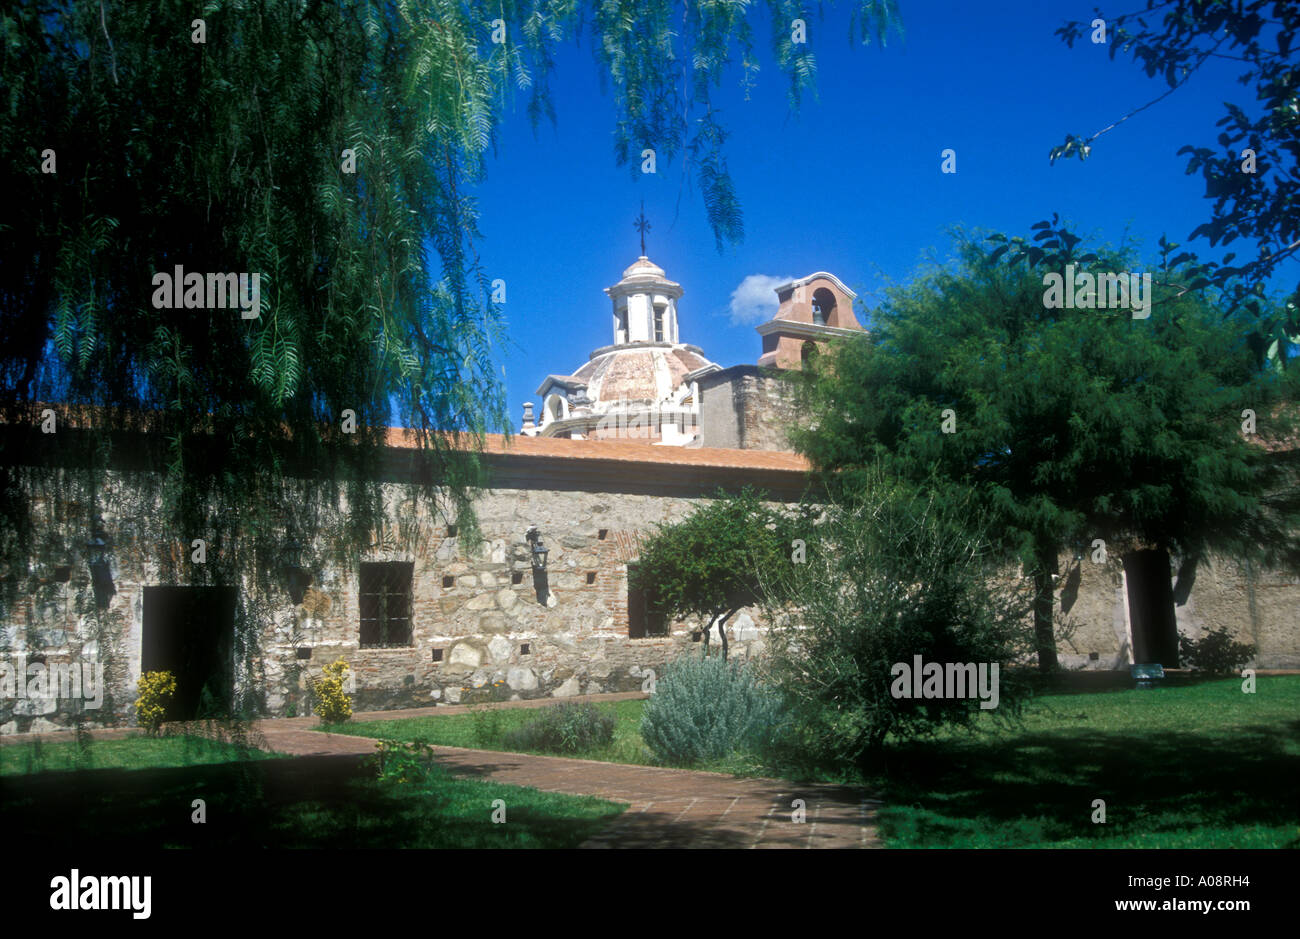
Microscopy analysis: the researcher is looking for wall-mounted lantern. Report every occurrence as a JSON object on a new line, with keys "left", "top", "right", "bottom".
{"left": 86, "top": 515, "right": 115, "bottom": 607}
{"left": 281, "top": 533, "right": 313, "bottom": 605}
{"left": 526, "top": 526, "right": 550, "bottom": 605}
{"left": 526, "top": 526, "right": 548, "bottom": 571}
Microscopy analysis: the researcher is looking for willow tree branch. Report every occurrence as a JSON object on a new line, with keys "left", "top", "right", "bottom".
{"left": 99, "top": 1, "right": 119, "bottom": 85}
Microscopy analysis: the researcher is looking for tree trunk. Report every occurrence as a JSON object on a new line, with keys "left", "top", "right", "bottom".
{"left": 1032, "top": 546, "right": 1059, "bottom": 673}
{"left": 716, "top": 608, "right": 736, "bottom": 661}
{"left": 701, "top": 613, "right": 716, "bottom": 655}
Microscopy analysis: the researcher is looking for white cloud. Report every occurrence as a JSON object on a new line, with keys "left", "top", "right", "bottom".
{"left": 728, "top": 274, "right": 792, "bottom": 325}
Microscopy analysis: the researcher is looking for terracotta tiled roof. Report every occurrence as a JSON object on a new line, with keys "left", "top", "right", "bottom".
{"left": 12, "top": 402, "right": 1290, "bottom": 468}
{"left": 381, "top": 428, "right": 811, "bottom": 472}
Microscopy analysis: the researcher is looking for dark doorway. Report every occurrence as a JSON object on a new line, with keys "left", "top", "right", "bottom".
{"left": 1124, "top": 550, "right": 1180, "bottom": 667}
{"left": 626, "top": 563, "right": 666, "bottom": 638}
{"left": 141, "top": 586, "right": 238, "bottom": 720}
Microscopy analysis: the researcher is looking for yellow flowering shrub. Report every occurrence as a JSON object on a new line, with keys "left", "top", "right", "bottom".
{"left": 309, "top": 658, "right": 352, "bottom": 724}
{"left": 135, "top": 671, "right": 177, "bottom": 736}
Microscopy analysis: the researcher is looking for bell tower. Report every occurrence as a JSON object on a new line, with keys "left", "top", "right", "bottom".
{"left": 757, "top": 272, "right": 863, "bottom": 369}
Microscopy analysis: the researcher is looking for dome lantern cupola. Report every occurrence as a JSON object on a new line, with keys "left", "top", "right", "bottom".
{"left": 604, "top": 256, "right": 682, "bottom": 346}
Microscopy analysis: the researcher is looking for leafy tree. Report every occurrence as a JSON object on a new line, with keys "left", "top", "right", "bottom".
{"left": 793, "top": 219, "right": 1298, "bottom": 671}
{"left": 1050, "top": 1, "right": 1299, "bottom": 363}
{"left": 630, "top": 488, "right": 804, "bottom": 660}
{"left": 0, "top": 1, "right": 901, "bottom": 610}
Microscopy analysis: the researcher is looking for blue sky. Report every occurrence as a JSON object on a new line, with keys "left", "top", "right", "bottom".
{"left": 468, "top": 1, "right": 1284, "bottom": 431}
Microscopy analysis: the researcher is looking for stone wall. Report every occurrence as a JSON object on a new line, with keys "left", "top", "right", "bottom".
{"left": 2, "top": 440, "right": 1297, "bottom": 735}
{"left": 273, "top": 484, "right": 773, "bottom": 718}
{"left": 1, "top": 466, "right": 167, "bottom": 734}
{"left": 1033, "top": 549, "right": 1298, "bottom": 670}
{"left": 0, "top": 460, "right": 777, "bottom": 733}
{"left": 698, "top": 366, "right": 800, "bottom": 452}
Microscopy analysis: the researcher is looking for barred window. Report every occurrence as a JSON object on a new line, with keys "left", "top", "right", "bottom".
{"left": 359, "top": 562, "right": 414, "bottom": 648}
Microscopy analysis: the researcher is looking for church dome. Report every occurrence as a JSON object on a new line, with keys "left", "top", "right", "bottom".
{"left": 526, "top": 249, "right": 718, "bottom": 444}
{"left": 573, "top": 344, "right": 714, "bottom": 404}
{"left": 624, "top": 257, "right": 664, "bottom": 278}
{"left": 606, "top": 255, "right": 683, "bottom": 299}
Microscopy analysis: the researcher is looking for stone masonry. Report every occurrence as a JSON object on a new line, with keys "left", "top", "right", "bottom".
{"left": 1, "top": 430, "right": 1296, "bottom": 735}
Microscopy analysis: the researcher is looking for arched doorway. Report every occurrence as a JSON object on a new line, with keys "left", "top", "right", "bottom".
{"left": 801, "top": 340, "right": 819, "bottom": 368}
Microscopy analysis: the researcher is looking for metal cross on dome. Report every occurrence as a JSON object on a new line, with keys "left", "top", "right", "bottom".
{"left": 633, "top": 201, "right": 651, "bottom": 256}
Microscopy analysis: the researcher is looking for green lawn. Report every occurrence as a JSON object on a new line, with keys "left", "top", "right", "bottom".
{"left": 0, "top": 732, "right": 278, "bottom": 776}
{"left": 264, "top": 768, "right": 625, "bottom": 849}
{"left": 0, "top": 732, "right": 625, "bottom": 848}
{"left": 872, "top": 676, "right": 1300, "bottom": 848}
{"left": 321, "top": 699, "right": 769, "bottom": 776}
{"left": 324, "top": 699, "right": 651, "bottom": 758}
{"left": 321, "top": 677, "right": 1300, "bottom": 848}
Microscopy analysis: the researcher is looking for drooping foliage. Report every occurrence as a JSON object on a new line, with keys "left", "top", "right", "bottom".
{"left": 0, "top": 1, "right": 902, "bottom": 625}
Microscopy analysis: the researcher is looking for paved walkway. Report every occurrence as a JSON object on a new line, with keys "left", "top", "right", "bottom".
{"left": 437, "top": 750, "right": 881, "bottom": 849}
{"left": 2, "top": 692, "right": 882, "bottom": 848}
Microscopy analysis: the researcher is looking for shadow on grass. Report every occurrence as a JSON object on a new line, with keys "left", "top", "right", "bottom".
{"left": 1016, "top": 670, "right": 1236, "bottom": 697}
{"left": 0, "top": 754, "right": 623, "bottom": 849}
{"left": 876, "top": 723, "right": 1300, "bottom": 848}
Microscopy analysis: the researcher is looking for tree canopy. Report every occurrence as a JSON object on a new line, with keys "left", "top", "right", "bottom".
{"left": 792, "top": 218, "right": 1298, "bottom": 670}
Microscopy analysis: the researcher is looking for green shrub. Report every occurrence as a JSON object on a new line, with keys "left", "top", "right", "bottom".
{"left": 134, "top": 671, "right": 176, "bottom": 736}
{"left": 308, "top": 658, "right": 353, "bottom": 725}
{"left": 501, "top": 702, "right": 614, "bottom": 754}
{"left": 761, "top": 476, "right": 1034, "bottom": 772}
{"left": 638, "top": 651, "right": 785, "bottom": 766}
{"left": 1179, "top": 627, "right": 1256, "bottom": 676}
{"left": 369, "top": 739, "right": 440, "bottom": 784}
{"left": 470, "top": 705, "right": 505, "bottom": 748}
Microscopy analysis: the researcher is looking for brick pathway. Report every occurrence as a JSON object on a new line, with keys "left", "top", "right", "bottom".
{"left": 2, "top": 692, "right": 883, "bottom": 848}
{"left": 250, "top": 695, "right": 881, "bottom": 848}
{"left": 424, "top": 748, "right": 883, "bottom": 849}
